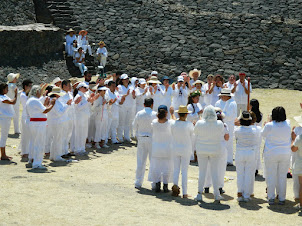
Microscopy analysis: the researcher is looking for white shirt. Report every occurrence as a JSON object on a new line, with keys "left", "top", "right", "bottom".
{"left": 190, "top": 87, "right": 205, "bottom": 107}
{"left": 187, "top": 103, "right": 202, "bottom": 123}
{"left": 135, "top": 87, "right": 149, "bottom": 112}
{"left": 65, "top": 34, "right": 77, "bottom": 45}
{"left": 211, "top": 86, "right": 221, "bottom": 106}
{"left": 147, "top": 85, "right": 163, "bottom": 109}
{"left": 203, "top": 83, "right": 212, "bottom": 106}
{"left": 59, "top": 91, "right": 74, "bottom": 120}
{"left": 96, "top": 47, "right": 108, "bottom": 57}
{"left": 117, "top": 85, "right": 135, "bottom": 107}
{"left": 74, "top": 91, "right": 90, "bottom": 116}
{"left": 172, "top": 86, "right": 188, "bottom": 110}
{"left": 105, "top": 89, "right": 120, "bottom": 119}
{"left": 132, "top": 107, "right": 157, "bottom": 138}
{"left": 20, "top": 91, "right": 29, "bottom": 118}
{"left": 234, "top": 79, "right": 252, "bottom": 105}
{"left": 160, "top": 85, "right": 173, "bottom": 108}
{"left": 262, "top": 120, "right": 291, "bottom": 155}
{"left": 215, "top": 98, "right": 237, "bottom": 123}
{"left": 47, "top": 97, "right": 69, "bottom": 124}
{"left": 0, "top": 95, "right": 15, "bottom": 118}
{"left": 92, "top": 95, "right": 108, "bottom": 113}
{"left": 26, "top": 97, "right": 47, "bottom": 125}
{"left": 171, "top": 120, "right": 194, "bottom": 157}
{"left": 234, "top": 126, "right": 260, "bottom": 151}
{"left": 73, "top": 52, "right": 85, "bottom": 63}
{"left": 77, "top": 35, "right": 89, "bottom": 46}
{"left": 224, "top": 82, "right": 235, "bottom": 90}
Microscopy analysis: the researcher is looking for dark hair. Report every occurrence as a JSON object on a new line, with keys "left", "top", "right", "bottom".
{"left": 157, "top": 108, "right": 167, "bottom": 120}
{"left": 61, "top": 79, "right": 71, "bottom": 88}
{"left": 187, "top": 96, "right": 196, "bottom": 113}
{"left": 272, "top": 106, "right": 286, "bottom": 122}
{"left": 144, "top": 98, "right": 154, "bottom": 107}
{"left": 250, "top": 99, "right": 262, "bottom": 123}
{"left": 84, "top": 71, "right": 91, "bottom": 76}
{"left": 116, "top": 71, "right": 123, "bottom": 76}
{"left": 250, "top": 111, "right": 257, "bottom": 124}
{"left": 45, "top": 86, "right": 53, "bottom": 96}
{"left": 178, "top": 113, "right": 187, "bottom": 118}
{"left": 108, "top": 81, "right": 116, "bottom": 87}
{"left": 89, "top": 81, "right": 96, "bottom": 85}
{"left": 0, "top": 83, "right": 8, "bottom": 95}
{"left": 22, "top": 79, "right": 33, "bottom": 90}
{"left": 73, "top": 88, "right": 78, "bottom": 97}
{"left": 216, "top": 112, "right": 224, "bottom": 122}
{"left": 240, "top": 111, "right": 252, "bottom": 126}
{"left": 214, "top": 74, "right": 224, "bottom": 83}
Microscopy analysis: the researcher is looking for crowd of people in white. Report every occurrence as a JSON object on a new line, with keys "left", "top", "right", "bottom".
{"left": 0, "top": 69, "right": 301, "bottom": 209}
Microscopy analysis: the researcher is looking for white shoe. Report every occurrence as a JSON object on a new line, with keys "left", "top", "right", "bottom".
{"left": 33, "top": 165, "right": 47, "bottom": 170}
{"left": 95, "top": 144, "right": 101, "bottom": 149}
{"left": 103, "top": 144, "right": 109, "bottom": 148}
{"left": 243, "top": 197, "right": 250, "bottom": 202}
{"left": 215, "top": 195, "right": 225, "bottom": 201}
{"left": 194, "top": 193, "right": 202, "bottom": 201}
{"left": 237, "top": 197, "right": 244, "bottom": 202}
{"left": 85, "top": 143, "right": 92, "bottom": 148}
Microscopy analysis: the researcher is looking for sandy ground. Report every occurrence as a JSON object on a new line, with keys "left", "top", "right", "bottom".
{"left": 1, "top": 89, "right": 302, "bottom": 225}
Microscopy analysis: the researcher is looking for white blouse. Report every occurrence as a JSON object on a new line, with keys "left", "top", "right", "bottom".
{"left": 0, "top": 95, "right": 15, "bottom": 118}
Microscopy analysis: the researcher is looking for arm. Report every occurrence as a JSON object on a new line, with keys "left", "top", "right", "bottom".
{"left": 43, "top": 98, "right": 56, "bottom": 113}
{"left": 2, "top": 88, "right": 17, "bottom": 105}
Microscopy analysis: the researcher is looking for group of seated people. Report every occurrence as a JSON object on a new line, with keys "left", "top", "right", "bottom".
{"left": 65, "top": 28, "right": 108, "bottom": 75}
{"left": 0, "top": 70, "right": 301, "bottom": 210}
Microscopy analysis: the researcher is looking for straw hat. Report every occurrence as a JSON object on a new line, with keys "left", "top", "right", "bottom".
{"left": 207, "top": 74, "right": 214, "bottom": 78}
{"left": 52, "top": 77, "right": 62, "bottom": 85}
{"left": 148, "top": 76, "right": 161, "bottom": 84}
{"left": 69, "top": 77, "right": 78, "bottom": 85}
{"left": 48, "top": 87, "right": 64, "bottom": 97}
{"left": 175, "top": 105, "right": 192, "bottom": 114}
{"left": 99, "top": 41, "right": 106, "bottom": 46}
{"left": 7, "top": 73, "right": 20, "bottom": 82}
{"left": 189, "top": 69, "right": 201, "bottom": 78}
{"left": 193, "top": 80, "right": 205, "bottom": 86}
{"left": 214, "top": 107, "right": 225, "bottom": 119}
{"left": 79, "top": 30, "right": 88, "bottom": 36}
{"left": 294, "top": 116, "right": 302, "bottom": 127}
{"left": 66, "top": 28, "right": 75, "bottom": 34}
{"left": 218, "top": 88, "right": 234, "bottom": 97}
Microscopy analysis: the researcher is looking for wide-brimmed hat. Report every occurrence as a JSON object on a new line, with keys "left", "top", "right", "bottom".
{"left": 218, "top": 88, "right": 234, "bottom": 97}
{"left": 214, "top": 107, "right": 225, "bottom": 119}
{"left": 207, "top": 74, "right": 214, "bottom": 78}
{"left": 77, "top": 82, "right": 89, "bottom": 89}
{"left": 148, "top": 76, "right": 161, "bottom": 84}
{"left": 99, "top": 41, "right": 106, "bottom": 46}
{"left": 175, "top": 105, "right": 192, "bottom": 114}
{"left": 52, "top": 77, "right": 62, "bottom": 85}
{"left": 104, "top": 79, "right": 113, "bottom": 86}
{"left": 48, "top": 87, "right": 64, "bottom": 97}
{"left": 120, "top": 74, "right": 129, "bottom": 80}
{"left": 66, "top": 28, "right": 75, "bottom": 34}
{"left": 193, "top": 80, "right": 205, "bottom": 86}
{"left": 189, "top": 69, "right": 201, "bottom": 78}
{"left": 138, "top": 78, "right": 146, "bottom": 85}
{"left": 7, "top": 73, "right": 20, "bottom": 82}
{"left": 69, "top": 77, "right": 78, "bottom": 85}
{"left": 294, "top": 115, "right": 302, "bottom": 127}
{"left": 238, "top": 111, "right": 252, "bottom": 121}
{"left": 79, "top": 30, "right": 88, "bottom": 36}
{"left": 161, "top": 76, "right": 172, "bottom": 84}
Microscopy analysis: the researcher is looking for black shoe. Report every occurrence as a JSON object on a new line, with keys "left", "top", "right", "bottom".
{"left": 155, "top": 182, "right": 161, "bottom": 193}
{"left": 255, "top": 170, "right": 259, "bottom": 177}
{"left": 219, "top": 188, "right": 225, "bottom": 194}
{"left": 287, "top": 172, "right": 292, "bottom": 178}
{"left": 163, "top": 184, "right": 169, "bottom": 193}
{"left": 227, "top": 163, "right": 234, "bottom": 167}
{"left": 204, "top": 187, "right": 209, "bottom": 193}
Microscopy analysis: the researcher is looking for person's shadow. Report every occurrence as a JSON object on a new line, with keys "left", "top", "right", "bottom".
{"left": 199, "top": 201, "right": 230, "bottom": 211}
{"left": 238, "top": 197, "right": 266, "bottom": 211}
{"left": 267, "top": 200, "right": 300, "bottom": 214}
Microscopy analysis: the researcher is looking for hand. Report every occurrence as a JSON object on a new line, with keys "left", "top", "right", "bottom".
{"left": 75, "top": 96, "right": 82, "bottom": 104}
{"left": 43, "top": 90, "right": 48, "bottom": 97}
{"left": 169, "top": 106, "right": 174, "bottom": 115}
{"left": 127, "top": 89, "right": 130, "bottom": 96}
{"left": 67, "top": 99, "right": 72, "bottom": 105}
{"left": 115, "top": 87, "right": 119, "bottom": 91}
{"left": 198, "top": 110, "right": 203, "bottom": 115}
{"left": 292, "top": 127, "right": 297, "bottom": 141}
{"left": 184, "top": 76, "right": 190, "bottom": 82}
{"left": 120, "top": 95, "right": 126, "bottom": 104}
{"left": 149, "top": 86, "right": 152, "bottom": 93}
{"left": 172, "top": 83, "right": 175, "bottom": 90}
{"left": 50, "top": 97, "right": 57, "bottom": 105}
{"left": 102, "top": 99, "right": 106, "bottom": 105}
{"left": 14, "top": 87, "right": 18, "bottom": 97}
{"left": 44, "top": 97, "right": 50, "bottom": 106}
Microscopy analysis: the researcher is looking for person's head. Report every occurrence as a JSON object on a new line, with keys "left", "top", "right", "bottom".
{"left": 108, "top": 80, "right": 116, "bottom": 92}
{"left": 144, "top": 98, "right": 154, "bottom": 109}
{"left": 162, "top": 76, "right": 171, "bottom": 87}
{"left": 77, "top": 83, "right": 89, "bottom": 93}
{"left": 45, "top": 85, "right": 53, "bottom": 96}
{"left": 28, "top": 85, "right": 42, "bottom": 98}
{"left": 99, "top": 41, "right": 106, "bottom": 48}
{"left": 229, "top": 75, "right": 236, "bottom": 84}
{"left": 189, "top": 69, "right": 201, "bottom": 81}
{"left": 188, "top": 91, "right": 200, "bottom": 105}
{"left": 89, "top": 81, "right": 97, "bottom": 92}
{"left": 22, "top": 79, "right": 33, "bottom": 94}
{"left": 138, "top": 78, "right": 146, "bottom": 89}
{"left": 157, "top": 105, "right": 168, "bottom": 120}
{"left": 250, "top": 99, "right": 262, "bottom": 123}
{"left": 7, "top": 73, "right": 20, "bottom": 83}
{"left": 239, "top": 111, "right": 252, "bottom": 126}
{"left": 0, "top": 83, "right": 8, "bottom": 95}
{"left": 250, "top": 111, "right": 257, "bottom": 124}
{"left": 272, "top": 106, "right": 286, "bottom": 122}
{"left": 219, "top": 88, "right": 232, "bottom": 102}
{"left": 120, "top": 74, "right": 129, "bottom": 86}
{"left": 97, "top": 86, "right": 107, "bottom": 96}
{"left": 202, "top": 105, "right": 217, "bottom": 122}
{"left": 207, "top": 74, "right": 214, "bottom": 83}
{"left": 84, "top": 71, "right": 92, "bottom": 82}
{"left": 214, "top": 75, "right": 224, "bottom": 87}
{"left": 150, "top": 71, "right": 158, "bottom": 78}
{"left": 176, "top": 105, "right": 190, "bottom": 121}
{"left": 77, "top": 47, "right": 83, "bottom": 53}
{"left": 61, "top": 79, "right": 71, "bottom": 92}
{"left": 193, "top": 80, "right": 203, "bottom": 90}
{"left": 239, "top": 72, "right": 246, "bottom": 82}
{"left": 177, "top": 75, "right": 184, "bottom": 85}
{"left": 214, "top": 107, "right": 225, "bottom": 122}
{"left": 73, "top": 40, "right": 77, "bottom": 47}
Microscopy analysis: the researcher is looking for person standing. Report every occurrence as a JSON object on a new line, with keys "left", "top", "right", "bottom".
{"left": 223, "top": 75, "right": 236, "bottom": 90}
{"left": 96, "top": 41, "right": 108, "bottom": 67}
{"left": 160, "top": 76, "right": 173, "bottom": 116}
{"left": 232, "top": 73, "right": 252, "bottom": 116}
{"left": 203, "top": 74, "right": 214, "bottom": 107}
{"left": 209, "top": 75, "right": 223, "bottom": 106}
{"left": 262, "top": 106, "right": 291, "bottom": 205}
{"left": 191, "top": 80, "right": 205, "bottom": 108}
{"left": 77, "top": 30, "right": 92, "bottom": 56}
{"left": 189, "top": 69, "right": 201, "bottom": 87}
{"left": 147, "top": 76, "right": 162, "bottom": 111}
{"left": 65, "top": 28, "right": 77, "bottom": 57}
{"left": 135, "top": 79, "right": 149, "bottom": 113}
{"left": 215, "top": 88, "right": 237, "bottom": 166}
{"left": 133, "top": 98, "right": 157, "bottom": 188}
{"left": 171, "top": 76, "right": 188, "bottom": 111}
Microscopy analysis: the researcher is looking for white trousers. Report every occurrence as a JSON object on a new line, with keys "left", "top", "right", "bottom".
{"left": 94, "top": 111, "right": 108, "bottom": 142}
{"left": 74, "top": 114, "right": 89, "bottom": 153}
{"left": 0, "top": 118, "right": 11, "bottom": 147}
{"left": 225, "top": 121, "right": 234, "bottom": 164}
{"left": 62, "top": 119, "right": 73, "bottom": 154}
{"left": 196, "top": 153, "right": 220, "bottom": 199}
{"left": 173, "top": 155, "right": 190, "bottom": 195}
{"left": 118, "top": 107, "right": 132, "bottom": 141}
{"left": 49, "top": 123, "right": 64, "bottom": 161}
{"left": 29, "top": 123, "right": 46, "bottom": 168}
{"left": 20, "top": 117, "right": 30, "bottom": 155}
{"left": 65, "top": 43, "right": 73, "bottom": 56}
{"left": 129, "top": 107, "right": 136, "bottom": 137}
{"left": 74, "top": 62, "right": 87, "bottom": 75}
{"left": 237, "top": 104, "right": 247, "bottom": 117}
{"left": 291, "top": 153, "right": 300, "bottom": 199}
{"left": 88, "top": 114, "right": 96, "bottom": 142}
{"left": 12, "top": 104, "right": 20, "bottom": 133}
{"left": 135, "top": 137, "right": 152, "bottom": 187}
{"left": 264, "top": 153, "right": 290, "bottom": 201}
{"left": 99, "top": 56, "right": 107, "bottom": 67}
{"left": 107, "top": 117, "right": 119, "bottom": 143}
{"left": 235, "top": 150, "right": 256, "bottom": 199}
{"left": 80, "top": 44, "right": 92, "bottom": 55}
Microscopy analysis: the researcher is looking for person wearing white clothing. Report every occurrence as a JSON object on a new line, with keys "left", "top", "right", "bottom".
{"left": 262, "top": 106, "right": 291, "bottom": 205}
{"left": 147, "top": 76, "right": 162, "bottom": 111}
{"left": 215, "top": 88, "right": 237, "bottom": 166}
{"left": 223, "top": 75, "right": 236, "bottom": 90}
{"left": 135, "top": 79, "right": 149, "bottom": 113}
{"left": 191, "top": 80, "right": 205, "bottom": 108}
{"left": 160, "top": 76, "right": 173, "bottom": 116}
{"left": 203, "top": 74, "right": 214, "bottom": 107}
{"left": 26, "top": 85, "right": 56, "bottom": 169}
{"left": 65, "top": 28, "right": 77, "bottom": 57}
{"left": 187, "top": 91, "right": 203, "bottom": 124}
{"left": 77, "top": 30, "right": 92, "bottom": 56}
{"left": 292, "top": 123, "right": 302, "bottom": 202}
{"left": 0, "top": 83, "right": 17, "bottom": 161}
{"left": 231, "top": 73, "right": 252, "bottom": 116}
{"left": 209, "top": 75, "right": 223, "bottom": 106}
{"left": 171, "top": 106, "right": 194, "bottom": 198}
{"left": 133, "top": 98, "right": 157, "bottom": 188}
{"left": 234, "top": 111, "right": 260, "bottom": 202}
{"left": 194, "top": 105, "right": 225, "bottom": 202}
{"left": 189, "top": 68, "right": 201, "bottom": 87}
{"left": 96, "top": 41, "right": 108, "bottom": 67}
{"left": 73, "top": 47, "right": 87, "bottom": 76}
{"left": 171, "top": 76, "right": 188, "bottom": 111}
{"left": 19, "top": 79, "right": 33, "bottom": 158}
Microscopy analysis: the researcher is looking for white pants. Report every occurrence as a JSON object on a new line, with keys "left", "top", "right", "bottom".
{"left": 48, "top": 123, "right": 64, "bottom": 161}
{"left": 65, "top": 43, "right": 73, "bottom": 56}
{"left": 81, "top": 44, "right": 92, "bottom": 55}
{"left": 173, "top": 155, "right": 190, "bottom": 195}
{"left": 29, "top": 123, "right": 46, "bottom": 168}
{"left": 255, "top": 145, "right": 262, "bottom": 171}
{"left": 62, "top": 119, "right": 73, "bottom": 154}
{"left": 264, "top": 152, "right": 290, "bottom": 201}
{"left": 235, "top": 150, "right": 256, "bottom": 199}
{"left": 0, "top": 118, "right": 11, "bottom": 147}
{"left": 135, "top": 137, "right": 152, "bottom": 187}
{"left": 107, "top": 117, "right": 119, "bottom": 143}
{"left": 118, "top": 107, "right": 132, "bottom": 141}
{"left": 225, "top": 121, "right": 234, "bottom": 164}
{"left": 291, "top": 153, "right": 300, "bottom": 199}
{"left": 74, "top": 62, "right": 87, "bottom": 75}
{"left": 129, "top": 107, "right": 136, "bottom": 138}
{"left": 74, "top": 114, "right": 89, "bottom": 153}
{"left": 237, "top": 104, "right": 247, "bottom": 117}
{"left": 148, "top": 156, "right": 173, "bottom": 184}
{"left": 98, "top": 55, "right": 107, "bottom": 67}
{"left": 20, "top": 117, "right": 30, "bottom": 155}
{"left": 94, "top": 111, "right": 108, "bottom": 142}
{"left": 196, "top": 153, "right": 220, "bottom": 199}
{"left": 12, "top": 104, "right": 20, "bottom": 133}
{"left": 88, "top": 114, "right": 96, "bottom": 142}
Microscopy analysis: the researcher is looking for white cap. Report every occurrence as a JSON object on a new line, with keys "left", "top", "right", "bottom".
{"left": 138, "top": 78, "right": 146, "bottom": 85}
{"left": 177, "top": 76, "right": 184, "bottom": 82}
{"left": 97, "top": 86, "right": 108, "bottom": 91}
{"left": 7, "top": 73, "right": 20, "bottom": 82}
{"left": 120, "top": 74, "right": 129, "bottom": 80}
{"left": 77, "top": 82, "right": 89, "bottom": 89}
{"left": 151, "top": 71, "right": 158, "bottom": 76}
{"left": 104, "top": 79, "right": 113, "bottom": 85}
{"left": 131, "top": 77, "right": 138, "bottom": 84}
{"left": 52, "top": 77, "right": 62, "bottom": 84}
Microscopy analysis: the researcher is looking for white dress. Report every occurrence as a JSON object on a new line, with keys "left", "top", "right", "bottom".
{"left": 148, "top": 119, "right": 173, "bottom": 184}
{"left": 293, "top": 134, "right": 302, "bottom": 175}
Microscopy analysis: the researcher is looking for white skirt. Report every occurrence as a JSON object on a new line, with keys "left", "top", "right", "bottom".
{"left": 148, "top": 157, "right": 173, "bottom": 184}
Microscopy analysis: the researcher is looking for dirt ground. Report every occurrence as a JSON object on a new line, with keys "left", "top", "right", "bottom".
{"left": 1, "top": 89, "right": 302, "bottom": 225}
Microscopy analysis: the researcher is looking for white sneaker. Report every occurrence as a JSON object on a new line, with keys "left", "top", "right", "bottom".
{"left": 95, "top": 144, "right": 101, "bottom": 149}
{"left": 103, "top": 144, "right": 109, "bottom": 148}
{"left": 215, "top": 195, "right": 225, "bottom": 201}
{"left": 85, "top": 143, "right": 92, "bottom": 148}
{"left": 237, "top": 197, "right": 244, "bottom": 202}
{"left": 194, "top": 193, "right": 202, "bottom": 202}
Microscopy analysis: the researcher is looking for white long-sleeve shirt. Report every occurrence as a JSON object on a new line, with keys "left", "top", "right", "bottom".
{"left": 105, "top": 89, "right": 120, "bottom": 120}
{"left": 74, "top": 91, "right": 90, "bottom": 116}
{"left": 215, "top": 98, "right": 237, "bottom": 123}
{"left": 172, "top": 86, "right": 188, "bottom": 110}
{"left": 96, "top": 47, "right": 108, "bottom": 57}
{"left": 234, "top": 79, "right": 252, "bottom": 105}
{"left": 133, "top": 107, "right": 157, "bottom": 138}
